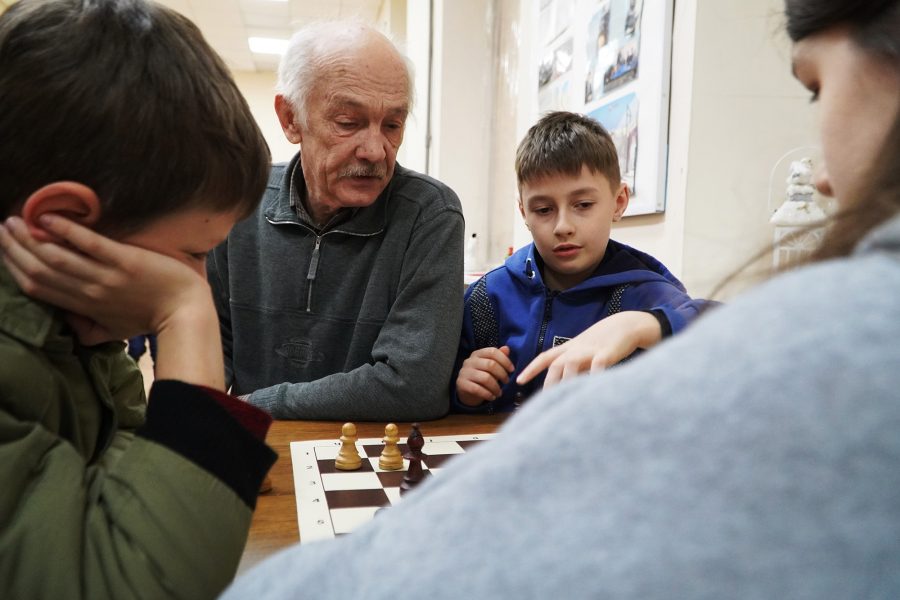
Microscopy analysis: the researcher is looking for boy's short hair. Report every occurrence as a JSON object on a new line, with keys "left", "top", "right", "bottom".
{"left": 515, "top": 111, "right": 621, "bottom": 191}
{"left": 0, "top": 0, "right": 270, "bottom": 234}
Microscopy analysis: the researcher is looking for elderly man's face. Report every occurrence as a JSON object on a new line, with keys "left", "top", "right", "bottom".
{"left": 296, "top": 41, "right": 409, "bottom": 223}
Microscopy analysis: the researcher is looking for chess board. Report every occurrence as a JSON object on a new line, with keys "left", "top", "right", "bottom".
{"left": 290, "top": 432, "right": 494, "bottom": 542}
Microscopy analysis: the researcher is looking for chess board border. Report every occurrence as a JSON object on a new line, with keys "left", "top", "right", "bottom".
{"left": 290, "top": 432, "right": 495, "bottom": 543}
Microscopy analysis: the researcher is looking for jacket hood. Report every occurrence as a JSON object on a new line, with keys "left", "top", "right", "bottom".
{"left": 505, "top": 240, "right": 688, "bottom": 293}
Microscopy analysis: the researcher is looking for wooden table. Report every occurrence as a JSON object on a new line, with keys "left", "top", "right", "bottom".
{"left": 238, "top": 414, "right": 508, "bottom": 574}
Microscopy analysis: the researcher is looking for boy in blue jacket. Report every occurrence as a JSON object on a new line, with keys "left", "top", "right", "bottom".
{"left": 454, "top": 111, "right": 710, "bottom": 412}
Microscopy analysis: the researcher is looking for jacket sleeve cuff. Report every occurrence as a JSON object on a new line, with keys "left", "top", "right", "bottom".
{"left": 196, "top": 384, "right": 272, "bottom": 441}
{"left": 137, "top": 380, "right": 277, "bottom": 508}
{"left": 644, "top": 308, "right": 673, "bottom": 338}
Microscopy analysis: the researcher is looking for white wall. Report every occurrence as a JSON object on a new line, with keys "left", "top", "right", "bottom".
{"left": 400, "top": 0, "right": 430, "bottom": 173}
{"left": 232, "top": 70, "right": 297, "bottom": 163}
{"left": 429, "top": 0, "right": 496, "bottom": 269}
{"left": 677, "top": 0, "right": 818, "bottom": 296}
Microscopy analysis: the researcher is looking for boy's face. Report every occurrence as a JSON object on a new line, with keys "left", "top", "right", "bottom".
{"left": 117, "top": 207, "right": 238, "bottom": 277}
{"left": 519, "top": 165, "right": 627, "bottom": 290}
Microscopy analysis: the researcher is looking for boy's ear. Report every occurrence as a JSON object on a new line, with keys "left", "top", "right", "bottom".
{"left": 275, "top": 94, "right": 303, "bottom": 144}
{"left": 21, "top": 182, "right": 101, "bottom": 243}
{"left": 612, "top": 182, "right": 629, "bottom": 222}
{"left": 518, "top": 199, "right": 532, "bottom": 230}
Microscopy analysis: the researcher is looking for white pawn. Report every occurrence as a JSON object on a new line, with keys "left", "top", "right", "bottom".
{"left": 335, "top": 422, "right": 362, "bottom": 471}
{"left": 379, "top": 423, "right": 403, "bottom": 471}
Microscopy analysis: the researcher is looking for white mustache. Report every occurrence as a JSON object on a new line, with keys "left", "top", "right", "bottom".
{"left": 339, "top": 164, "right": 386, "bottom": 178}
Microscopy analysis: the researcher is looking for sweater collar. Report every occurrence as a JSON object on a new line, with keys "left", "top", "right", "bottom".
{"left": 264, "top": 151, "right": 393, "bottom": 236}
{"left": 854, "top": 212, "right": 900, "bottom": 257}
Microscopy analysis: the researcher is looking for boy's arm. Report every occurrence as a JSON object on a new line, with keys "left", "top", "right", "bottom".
{"left": 518, "top": 283, "right": 717, "bottom": 388}
{"left": 518, "top": 310, "right": 662, "bottom": 388}
{"left": 0, "top": 380, "right": 275, "bottom": 600}
{"left": 625, "top": 281, "right": 718, "bottom": 335}
{"left": 451, "top": 277, "right": 513, "bottom": 411}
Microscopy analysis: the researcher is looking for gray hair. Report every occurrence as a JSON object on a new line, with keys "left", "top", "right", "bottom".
{"left": 276, "top": 20, "right": 415, "bottom": 128}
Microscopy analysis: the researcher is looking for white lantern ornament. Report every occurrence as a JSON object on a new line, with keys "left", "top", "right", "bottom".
{"left": 770, "top": 158, "right": 827, "bottom": 268}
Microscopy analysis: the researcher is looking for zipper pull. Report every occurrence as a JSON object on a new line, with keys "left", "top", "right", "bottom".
{"left": 307, "top": 237, "right": 322, "bottom": 281}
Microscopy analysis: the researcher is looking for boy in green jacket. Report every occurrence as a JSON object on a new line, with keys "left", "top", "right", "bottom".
{"left": 0, "top": 1, "right": 276, "bottom": 598}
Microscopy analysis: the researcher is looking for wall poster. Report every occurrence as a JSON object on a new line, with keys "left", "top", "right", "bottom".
{"left": 530, "top": 0, "right": 673, "bottom": 215}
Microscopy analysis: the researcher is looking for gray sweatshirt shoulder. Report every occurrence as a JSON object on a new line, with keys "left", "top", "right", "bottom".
{"left": 390, "top": 165, "right": 464, "bottom": 221}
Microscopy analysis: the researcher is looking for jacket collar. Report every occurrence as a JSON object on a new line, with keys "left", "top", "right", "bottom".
{"left": 0, "top": 264, "right": 72, "bottom": 352}
{"left": 505, "top": 240, "right": 683, "bottom": 293}
{"left": 263, "top": 151, "right": 395, "bottom": 236}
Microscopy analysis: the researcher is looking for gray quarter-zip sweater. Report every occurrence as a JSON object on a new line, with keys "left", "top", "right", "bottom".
{"left": 208, "top": 153, "right": 465, "bottom": 420}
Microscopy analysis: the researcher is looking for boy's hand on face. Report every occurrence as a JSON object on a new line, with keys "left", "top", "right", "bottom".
{"left": 0, "top": 215, "right": 206, "bottom": 342}
{"left": 517, "top": 311, "right": 663, "bottom": 389}
{"left": 0, "top": 215, "right": 226, "bottom": 389}
{"left": 456, "top": 345, "right": 515, "bottom": 407}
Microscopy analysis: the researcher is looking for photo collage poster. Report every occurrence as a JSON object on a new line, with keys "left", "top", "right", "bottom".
{"left": 535, "top": 0, "right": 672, "bottom": 215}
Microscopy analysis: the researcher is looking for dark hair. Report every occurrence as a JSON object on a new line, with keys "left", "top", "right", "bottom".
{"left": 783, "top": 0, "right": 900, "bottom": 261}
{"left": 515, "top": 111, "right": 621, "bottom": 191}
{"left": 0, "top": 0, "right": 270, "bottom": 234}
{"left": 786, "top": 0, "right": 900, "bottom": 55}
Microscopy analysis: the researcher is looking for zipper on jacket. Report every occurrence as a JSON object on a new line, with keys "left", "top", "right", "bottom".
{"left": 514, "top": 289, "right": 557, "bottom": 410}
{"left": 305, "top": 236, "right": 322, "bottom": 312}
{"left": 510, "top": 290, "right": 559, "bottom": 414}
{"left": 535, "top": 290, "right": 557, "bottom": 356}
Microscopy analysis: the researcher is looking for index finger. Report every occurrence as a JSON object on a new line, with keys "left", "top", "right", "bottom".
{"left": 36, "top": 215, "right": 123, "bottom": 265}
{"left": 516, "top": 345, "right": 564, "bottom": 384}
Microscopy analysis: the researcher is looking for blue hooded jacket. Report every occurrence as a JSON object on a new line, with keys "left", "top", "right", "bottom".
{"left": 452, "top": 240, "right": 712, "bottom": 412}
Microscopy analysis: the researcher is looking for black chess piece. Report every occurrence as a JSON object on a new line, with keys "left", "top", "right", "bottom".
{"left": 400, "top": 423, "right": 427, "bottom": 495}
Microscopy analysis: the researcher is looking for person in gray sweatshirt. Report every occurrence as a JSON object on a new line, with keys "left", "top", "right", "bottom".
{"left": 221, "top": 0, "right": 900, "bottom": 597}
{"left": 207, "top": 21, "right": 464, "bottom": 421}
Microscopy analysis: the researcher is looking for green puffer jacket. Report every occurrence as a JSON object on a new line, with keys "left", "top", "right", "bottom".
{"left": 0, "top": 266, "right": 276, "bottom": 599}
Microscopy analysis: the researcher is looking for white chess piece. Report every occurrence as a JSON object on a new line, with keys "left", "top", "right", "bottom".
{"left": 335, "top": 422, "right": 362, "bottom": 471}
{"left": 379, "top": 423, "right": 403, "bottom": 471}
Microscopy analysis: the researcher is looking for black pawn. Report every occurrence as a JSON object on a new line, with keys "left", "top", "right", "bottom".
{"left": 400, "top": 423, "right": 426, "bottom": 495}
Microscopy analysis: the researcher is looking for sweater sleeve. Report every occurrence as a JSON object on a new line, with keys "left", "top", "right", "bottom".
{"left": 247, "top": 206, "right": 465, "bottom": 421}
{"left": 222, "top": 251, "right": 900, "bottom": 600}
{"left": 0, "top": 379, "right": 276, "bottom": 600}
{"left": 207, "top": 240, "right": 235, "bottom": 390}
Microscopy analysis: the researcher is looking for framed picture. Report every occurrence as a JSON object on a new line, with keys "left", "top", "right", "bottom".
{"left": 528, "top": 0, "right": 674, "bottom": 215}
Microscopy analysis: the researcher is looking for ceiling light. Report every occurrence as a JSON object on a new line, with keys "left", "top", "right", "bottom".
{"left": 248, "top": 37, "right": 289, "bottom": 55}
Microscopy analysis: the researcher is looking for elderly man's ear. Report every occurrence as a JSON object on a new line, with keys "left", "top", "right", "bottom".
{"left": 21, "top": 182, "right": 101, "bottom": 243}
{"left": 275, "top": 95, "right": 303, "bottom": 144}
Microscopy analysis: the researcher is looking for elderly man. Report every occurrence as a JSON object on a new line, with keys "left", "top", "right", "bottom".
{"left": 208, "top": 22, "right": 465, "bottom": 421}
